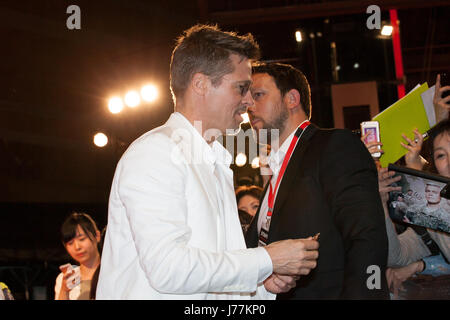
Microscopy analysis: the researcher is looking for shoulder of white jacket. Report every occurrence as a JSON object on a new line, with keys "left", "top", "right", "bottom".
{"left": 120, "top": 124, "right": 176, "bottom": 158}
{"left": 117, "top": 114, "right": 199, "bottom": 168}
{"left": 131, "top": 113, "right": 192, "bottom": 146}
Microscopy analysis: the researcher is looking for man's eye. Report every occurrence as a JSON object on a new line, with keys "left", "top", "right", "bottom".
{"left": 239, "top": 85, "right": 249, "bottom": 96}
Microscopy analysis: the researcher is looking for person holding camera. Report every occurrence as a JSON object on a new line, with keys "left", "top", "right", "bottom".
{"left": 368, "top": 119, "right": 450, "bottom": 298}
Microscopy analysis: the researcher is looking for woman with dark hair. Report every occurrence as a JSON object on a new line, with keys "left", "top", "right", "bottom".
{"left": 376, "top": 119, "right": 450, "bottom": 298}
{"left": 54, "top": 212, "right": 101, "bottom": 300}
{"left": 235, "top": 185, "right": 263, "bottom": 217}
{"left": 235, "top": 185, "right": 263, "bottom": 233}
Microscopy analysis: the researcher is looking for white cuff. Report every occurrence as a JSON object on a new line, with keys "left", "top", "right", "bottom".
{"left": 254, "top": 246, "right": 273, "bottom": 284}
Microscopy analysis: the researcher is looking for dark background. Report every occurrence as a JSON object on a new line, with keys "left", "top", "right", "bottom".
{"left": 1, "top": 0, "right": 449, "bottom": 299}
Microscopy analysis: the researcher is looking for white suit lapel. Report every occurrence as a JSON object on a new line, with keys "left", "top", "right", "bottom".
{"left": 164, "top": 113, "right": 220, "bottom": 215}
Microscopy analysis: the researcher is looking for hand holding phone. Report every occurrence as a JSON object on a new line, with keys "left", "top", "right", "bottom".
{"left": 59, "top": 263, "right": 73, "bottom": 273}
{"left": 361, "top": 121, "right": 382, "bottom": 158}
{"left": 59, "top": 263, "right": 80, "bottom": 290}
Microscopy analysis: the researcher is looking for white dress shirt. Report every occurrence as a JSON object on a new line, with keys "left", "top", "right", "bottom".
{"left": 96, "top": 112, "right": 274, "bottom": 299}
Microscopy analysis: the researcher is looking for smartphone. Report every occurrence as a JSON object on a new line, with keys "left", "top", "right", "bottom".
{"left": 59, "top": 263, "right": 80, "bottom": 289}
{"left": 59, "top": 263, "right": 73, "bottom": 273}
{"left": 441, "top": 72, "right": 449, "bottom": 99}
{"left": 361, "top": 121, "right": 381, "bottom": 158}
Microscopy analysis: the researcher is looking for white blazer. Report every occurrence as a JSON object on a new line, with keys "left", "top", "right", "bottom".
{"left": 96, "top": 112, "right": 274, "bottom": 299}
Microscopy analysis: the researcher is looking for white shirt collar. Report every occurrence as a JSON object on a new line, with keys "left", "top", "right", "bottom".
{"left": 268, "top": 120, "right": 309, "bottom": 174}
{"left": 173, "top": 112, "right": 232, "bottom": 172}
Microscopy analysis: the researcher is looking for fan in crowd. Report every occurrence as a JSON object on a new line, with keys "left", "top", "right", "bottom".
{"left": 362, "top": 74, "right": 450, "bottom": 298}
{"left": 54, "top": 212, "right": 102, "bottom": 300}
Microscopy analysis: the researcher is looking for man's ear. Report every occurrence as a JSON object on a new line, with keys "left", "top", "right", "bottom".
{"left": 191, "top": 72, "right": 209, "bottom": 96}
{"left": 96, "top": 230, "right": 101, "bottom": 242}
{"left": 284, "top": 89, "right": 301, "bottom": 110}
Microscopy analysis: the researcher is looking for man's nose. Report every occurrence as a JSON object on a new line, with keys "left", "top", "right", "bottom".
{"left": 242, "top": 89, "right": 254, "bottom": 108}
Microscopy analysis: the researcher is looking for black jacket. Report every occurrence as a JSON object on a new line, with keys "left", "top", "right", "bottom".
{"left": 246, "top": 124, "right": 390, "bottom": 299}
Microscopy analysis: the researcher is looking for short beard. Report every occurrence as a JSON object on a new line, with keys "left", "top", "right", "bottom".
{"left": 263, "top": 104, "right": 289, "bottom": 145}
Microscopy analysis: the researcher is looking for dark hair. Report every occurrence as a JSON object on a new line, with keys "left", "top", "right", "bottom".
{"left": 89, "top": 227, "right": 106, "bottom": 300}
{"left": 252, "top": 62, "right": 311, "bottom": 118}
{"left": 237, "top": 176, "right": 254, "bottom": 187}
{"left": 89, "top": 265, "right": 101, "bottom": 300}
{"left": 61, "top": 212, "right": 99, "bottom": 245}
{"left": 235, "top": 185, "right": 263, "bottom": 204}
{"left": 170, "top": 24, "right": 260, "bottom": 103}
{"left": 429, "top": 119, "right": 450, "bottom": 154}
{"left": 238, "top": 209, "right": 253, "bottom": 234}
{"left": 425, "top": 119, "right": 450, "bottom": 173}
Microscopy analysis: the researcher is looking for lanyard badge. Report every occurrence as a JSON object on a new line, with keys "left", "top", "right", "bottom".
{"left": 257, "top": 121, "right": 310, "bottom": 246}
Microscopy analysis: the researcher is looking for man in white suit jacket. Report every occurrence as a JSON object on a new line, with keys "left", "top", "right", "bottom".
{"left": 96, "top": 24, "right": 319, "bottom": 300}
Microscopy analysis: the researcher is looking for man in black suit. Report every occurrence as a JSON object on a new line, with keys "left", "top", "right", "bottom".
{"left": 246, "top": 62, "right": 389, "bottom": 299}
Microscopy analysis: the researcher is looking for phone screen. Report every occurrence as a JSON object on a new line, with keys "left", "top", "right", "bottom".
{"left": 362, "top": 127, "right": 379, "bottom": 144}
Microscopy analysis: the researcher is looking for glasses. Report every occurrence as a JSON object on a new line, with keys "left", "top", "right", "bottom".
{"left": 221, "top": 77, "right": 251, "bottom": 97}
{"left": 235, "top": 81, "right": 251, "bottom": 97}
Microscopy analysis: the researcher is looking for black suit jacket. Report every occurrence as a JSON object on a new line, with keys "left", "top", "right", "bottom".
{"left": 246, "top": 124, "right": 390, "bottom": 299}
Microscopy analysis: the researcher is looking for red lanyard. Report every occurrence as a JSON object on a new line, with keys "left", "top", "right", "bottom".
{"left": 267, "top": 121, "right": 310, "bottom": 217}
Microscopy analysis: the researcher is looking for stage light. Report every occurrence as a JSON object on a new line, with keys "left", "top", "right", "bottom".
{"left": 295, "top": 31, "right": 302, "bottom": 42}
{"left": 108, "top": 97, "right": 124, "bottom": 114}
{"left": 235, "top": 153, "right": 247, "bottom": 167}
{"left": 336, "top": 65, "right": 341, "bottom": 71}
{"left": 381, "top": 25, "right": 393, "bottom": 36}
{"left": 251, "top": 157, "right": 260, "bottom": 169}
{"left": 124, "top": 90, "right": 140, "bottom": 108}
{"left": 353, "top": 63, "right": 360, "bottom": 69}
{"left": 141, "top": 84, "right": 158, "bottom": 102}
{"left": 93, "top": 132, "right": 108, "bottom": 147}
{"left": 241, "top": 112, "right": 249, "bottom": 124}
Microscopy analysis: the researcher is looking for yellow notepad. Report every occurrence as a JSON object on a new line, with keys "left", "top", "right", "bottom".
{"left": 373, "top": 83, "right": 430, "bottom": 167}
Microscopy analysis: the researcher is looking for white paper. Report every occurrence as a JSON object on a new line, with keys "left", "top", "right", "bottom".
{"left": 421, "top": 85, "right": 436, "bottom": 127}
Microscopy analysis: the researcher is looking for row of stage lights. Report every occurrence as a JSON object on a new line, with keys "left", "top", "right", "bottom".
{"left": 294, "top": 25, "right": 393, "bottom": 43}
{"left": 94, "top": 106, "right": 258, "bottom": 168}
{"left": 93, "top": 84, "right": 159, "bottom": 148}
{"left": 108, "top": 84, "right": 159, "bottom": 114}
{"left": 94, "top": 132, "right": 260, "bottom": 168}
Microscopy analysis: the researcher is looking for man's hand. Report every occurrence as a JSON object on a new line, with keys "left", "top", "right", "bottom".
{"left": 264, "top": 273, "right": 299, "bottom": 294}
{"left": 264, "top": 238, "right": 319, "bottom": 276}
